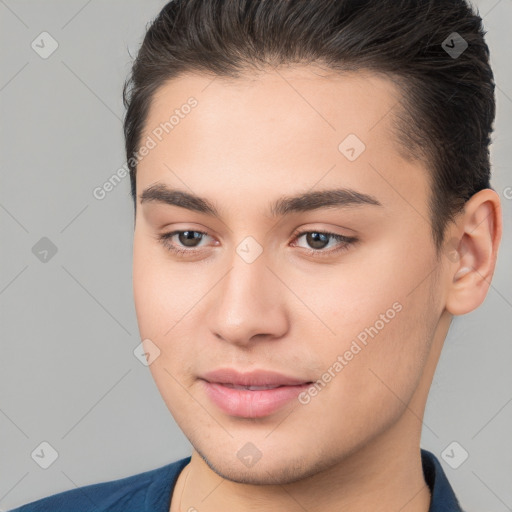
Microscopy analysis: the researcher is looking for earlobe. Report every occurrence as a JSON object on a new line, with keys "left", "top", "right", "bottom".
{"left": 445, "top": 189, "right": 503, "bottom": 316}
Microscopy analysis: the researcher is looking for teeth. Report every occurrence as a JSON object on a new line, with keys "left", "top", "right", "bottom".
{"left": 223, "top": 384, "right": 282, "bottom": 390}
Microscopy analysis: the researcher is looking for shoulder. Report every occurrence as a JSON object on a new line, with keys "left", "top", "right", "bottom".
{"left": 7, "top": 456, "right": 191, "bottom": 512}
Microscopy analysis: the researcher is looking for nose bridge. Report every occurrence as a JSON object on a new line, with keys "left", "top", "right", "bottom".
{"left": 207, "top": 242, "right": 289, "bottom": 345}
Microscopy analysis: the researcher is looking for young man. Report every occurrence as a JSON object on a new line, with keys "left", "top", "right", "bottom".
{"left": 9, "top": 0, "right": 503, "bottom": 511}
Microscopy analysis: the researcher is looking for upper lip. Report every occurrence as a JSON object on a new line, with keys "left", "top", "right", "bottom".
{"left": 200, "top": 368, "right": 312, "bottom": 387}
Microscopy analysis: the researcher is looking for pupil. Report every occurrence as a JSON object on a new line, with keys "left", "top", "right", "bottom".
{"left": 308, "top": 232, "right": 328, "bottom": 249}
{"left": 179, "top": 231, "right": 202, "bottom": 247}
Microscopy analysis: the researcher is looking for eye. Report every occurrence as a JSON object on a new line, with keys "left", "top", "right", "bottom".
{"left": 157, "top": 229, "right": 357, "bottom": 258}
{"left": 157, "top": 229, "right": 212, "bottom": 256}
{"left": 291, "top": 230, "right": 357, "bottom": 256}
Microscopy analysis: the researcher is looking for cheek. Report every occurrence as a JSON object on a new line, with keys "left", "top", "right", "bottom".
{"left": 133, "top": 243, "right": 163, "bottom": 337}
{"left": 298, "top": 296, "right": 434, "bottom": 448}
{"left": 133, "top": 236, "right": 198, "bottom": 338}
{"left": 301, "top": 241, "right": 436, "bottom": 412}
{"left": 286, "top": 228, "right": 429, "bottom": 331}
{"left": 132, "top": 239, "right": 209, "bottom": 394}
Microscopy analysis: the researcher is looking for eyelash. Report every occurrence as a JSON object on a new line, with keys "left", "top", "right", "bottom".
{"left": 157, "top": 229, "right": 357, "bottom": 258}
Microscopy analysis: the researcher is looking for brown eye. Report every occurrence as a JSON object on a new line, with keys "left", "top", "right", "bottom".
{"left": 303, "top": 232, "right": 331, "bottom": 250}
{"left": 157, "top": 229, "right": 212, "bottom": 255}
{"left": 292, "top": 230, "right": 357, "bottom": 256}
{"left": 176, "top": 230, "right": 205, "bottom": 247}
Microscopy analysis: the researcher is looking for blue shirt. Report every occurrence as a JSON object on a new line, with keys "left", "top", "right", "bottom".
{"left": 7, "top": 449, "right": 464, "bottom": 511}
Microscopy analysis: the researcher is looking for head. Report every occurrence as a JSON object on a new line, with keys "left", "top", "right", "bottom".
{"left": 124, "top": 0, "right": 502, "bottom": 484}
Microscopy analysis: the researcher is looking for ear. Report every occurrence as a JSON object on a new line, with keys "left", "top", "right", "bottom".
{"left": 445, "top": 189, "right": 503, "bottom": 316}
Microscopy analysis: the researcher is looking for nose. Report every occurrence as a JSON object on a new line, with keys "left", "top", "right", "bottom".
{"left": 206, "top": 248, "right": 290, "bottom": 347}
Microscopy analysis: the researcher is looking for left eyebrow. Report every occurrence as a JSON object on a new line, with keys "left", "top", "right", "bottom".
{"left": 270, "top": 188, "right": 383, "bottom": 217}
{"left": 139, "top": 183, "right": 383, "bottom": 219}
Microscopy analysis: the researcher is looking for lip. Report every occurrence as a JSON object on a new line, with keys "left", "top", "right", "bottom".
{"left": 201, "top": 368, "right": 311, "bottom": 387}
{"left": 199, "top": 368, "right": 313, "bottom": 418}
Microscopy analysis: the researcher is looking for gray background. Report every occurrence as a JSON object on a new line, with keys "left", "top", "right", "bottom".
{"left": 0, "top": 0, "right": 511, "bottom": 510}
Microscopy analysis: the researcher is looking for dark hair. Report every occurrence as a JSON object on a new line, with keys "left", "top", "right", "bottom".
{"left": 122, "top": 0, "right": 495, "bottom": 253}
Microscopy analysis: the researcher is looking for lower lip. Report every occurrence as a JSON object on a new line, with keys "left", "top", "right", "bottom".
{"left": 200, "top": 380, "right": 311, "bottom": 418}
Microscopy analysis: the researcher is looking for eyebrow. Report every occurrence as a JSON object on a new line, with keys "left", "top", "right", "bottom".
{"left": 139, "top": 183, "right": 383, "bottom": 218}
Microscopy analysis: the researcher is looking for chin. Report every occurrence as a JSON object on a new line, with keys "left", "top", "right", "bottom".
{"left": 197, "top": 446, "right": 326, "bottom": 486}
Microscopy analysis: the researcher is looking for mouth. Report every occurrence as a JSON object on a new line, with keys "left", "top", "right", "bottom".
{"left": 198, "top": 368, "right": 314, "bottom": 418}
{"left": 200, "top": 367, "right": 313, "bottom": 387}
{"left": 220, "top": 383, "right": 291, "bottom": 390}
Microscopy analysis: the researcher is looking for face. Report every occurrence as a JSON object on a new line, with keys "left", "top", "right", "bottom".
{"left": 133, "top": 66, "right": 447, "bottom": 484}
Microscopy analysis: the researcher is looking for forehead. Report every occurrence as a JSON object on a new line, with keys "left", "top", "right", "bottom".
{"left": 144, "top": 65, "right": 404, "bottom": 141}
{"left": 136, "top": 65, "right": 429, "bottom": 221}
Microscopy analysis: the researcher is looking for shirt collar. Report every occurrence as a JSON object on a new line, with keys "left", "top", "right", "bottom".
{"left": 421, "top": 449, "right": 465, "bottom": 511}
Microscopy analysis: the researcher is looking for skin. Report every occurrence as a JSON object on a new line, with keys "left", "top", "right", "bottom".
{"left": 132, "top": 65, "right": 502, "bottom": 512}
